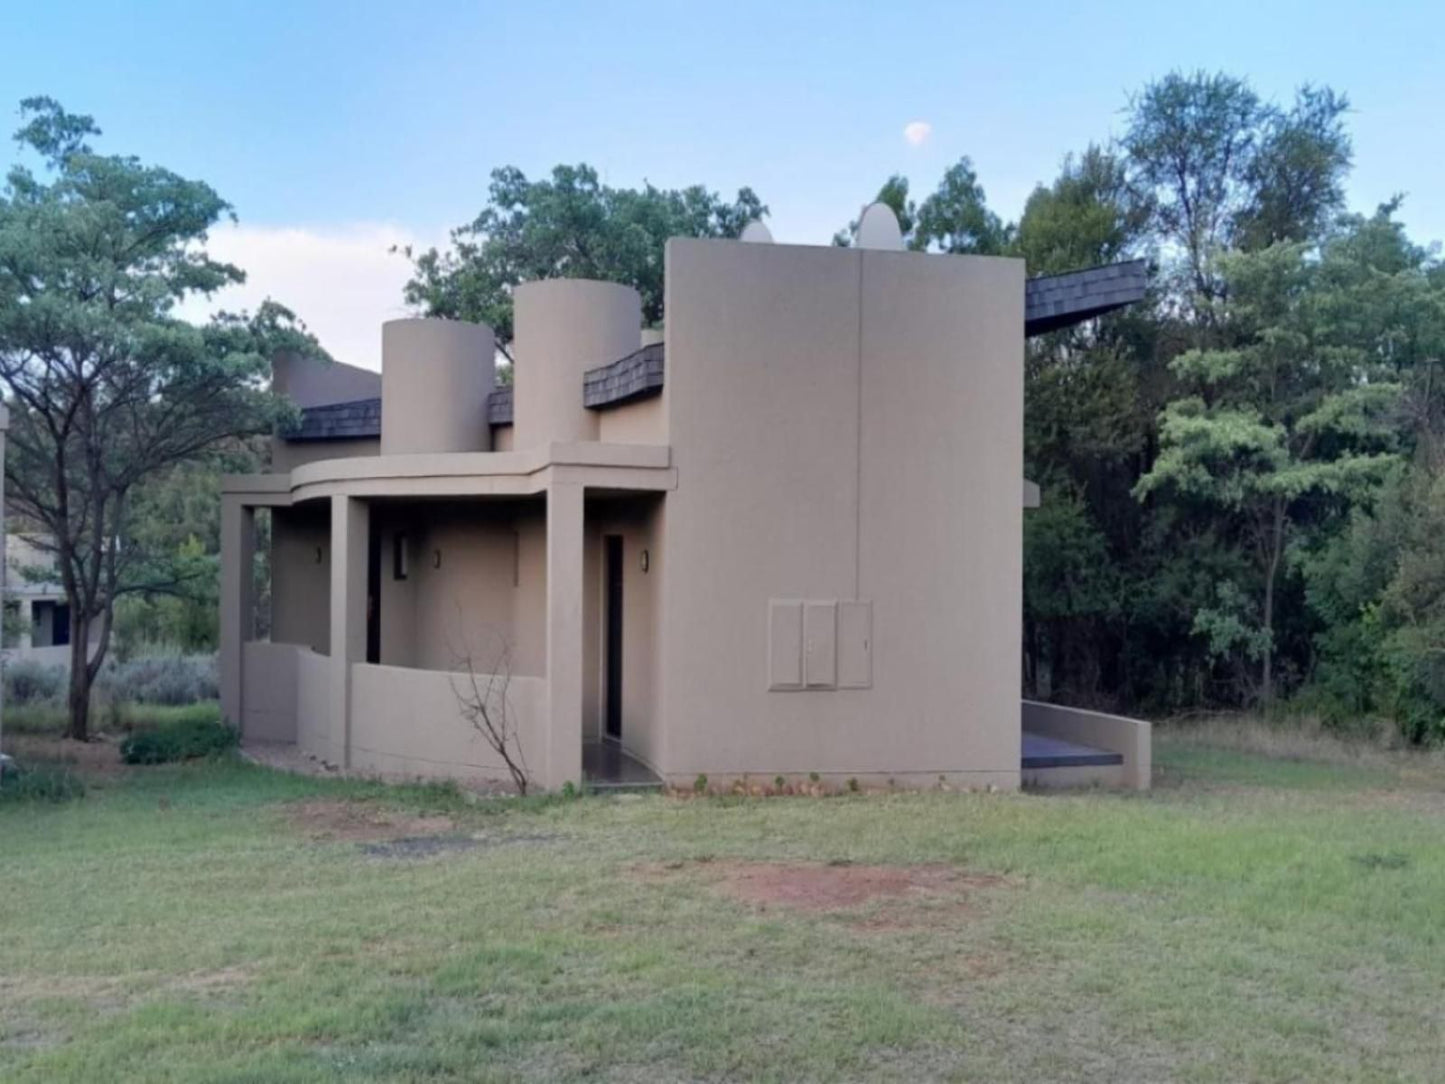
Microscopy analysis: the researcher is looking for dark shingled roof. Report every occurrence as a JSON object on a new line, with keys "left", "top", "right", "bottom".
{"left": 488, "top": 386, "right": 513, "bottom": 425}
{"left": 284, "top": 397, "right": 382, "bottom": 441}
{"left": 583, "top": 342, "right": 664, "bottom": 409}
{"left": 285, "top": 260, "right": 1147, "bottom": 442}
{"left": 1024, "top": 259, "right": 1147, "bottom": 336}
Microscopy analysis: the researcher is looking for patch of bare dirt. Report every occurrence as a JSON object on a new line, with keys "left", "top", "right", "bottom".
{"left": 636, "top": 859, "right": 1010, "bottom": 925}
{"left": 5, "top": 734, "right": 126, "bottom": 777}
{"left": 286, "top": 799, "right": 456, "bottom": 843}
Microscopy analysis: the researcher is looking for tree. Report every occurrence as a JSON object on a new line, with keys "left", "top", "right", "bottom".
{"left": 832, "top": 157, "right": 1007, "bottom": 254}
{"left": 1134, "top": 225, "right": 1412, "bottom": 704}
{"left": 0, "top": 98, "right": 319, "bottom": 739}
{"left": 1014, "top": 146, "right": 1151, "bottom": 275}
{"left": 1124, "top": 71, "right": 1350, "bottom": 312}
{"left": 913, "top": 157, "right": 1010, "bottom": 255}
{"left": 402, "top": 164, "right": 766, "bottom": 347}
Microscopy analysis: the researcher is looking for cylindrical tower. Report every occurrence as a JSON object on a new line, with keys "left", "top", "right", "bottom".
{"left": 513, "top": 279, "right": 641, "bottom": 448}
{"left": 380, "top": 319, "right": 496, "bottom": 455}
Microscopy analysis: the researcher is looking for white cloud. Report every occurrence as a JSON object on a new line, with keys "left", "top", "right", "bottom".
{"left": 175, "top": 221, "right": 439, "bottom": 371}
{"left": 903, "top": 120, "right": 933, "bottom": 148}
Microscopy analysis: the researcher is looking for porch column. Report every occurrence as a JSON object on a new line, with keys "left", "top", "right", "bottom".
{"left": 329, "top": 495, "right": 369, "bottom": 768}
{"left": 219, "top": 496, "right": 255, "bottom": 730}
{"left": 544, "top": 481, "right": 585, "bottom": 789}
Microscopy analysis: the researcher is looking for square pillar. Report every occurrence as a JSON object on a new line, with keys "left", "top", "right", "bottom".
{"left": 543, "top": 482, "right": 585, "bottom": 789}
{"left": 329, "top": 495, "right": 369, "bottom": 768}
{"left": 219, "top": 497, "right": 255, "bottom": 730}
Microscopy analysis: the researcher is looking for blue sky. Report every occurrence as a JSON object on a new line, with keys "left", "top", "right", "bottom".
{"left": 3, "top": 0, "right": 1442, "bottom": 367}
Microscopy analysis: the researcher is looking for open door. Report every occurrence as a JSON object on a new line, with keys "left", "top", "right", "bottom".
{"left": 604, "top": 535, "right": 623, "bottom": 740}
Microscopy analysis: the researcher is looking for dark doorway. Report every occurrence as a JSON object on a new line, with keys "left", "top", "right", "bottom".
{"left": 53, "top": 602, "right": 71, "bottom": 647}
{"left": 366, "top": 523, "right": 382, "bottom": 664}
{"left": 604, "top": 535, "right": 624, "bottom": 740}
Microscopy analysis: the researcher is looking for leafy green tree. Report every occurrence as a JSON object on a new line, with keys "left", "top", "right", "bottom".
{"left": 1135, "top": 227, "right": 1412, "bottom": 704}
{"left": 1014, "top": 146, "right": 1151, "bottom": 275}
{"left": 402, "top": 164, "right": 766, "bottom": 348}
{"left": 913, "top": 157, "right": 1010, "bottom": 255}
{"left": 1124, "top": 71, "right": 1350, "bottom": 310}
{"left": 0, "top": 98, "right": 317, "bottom": 739}
{"left": 832, "top": 158, "right": 1007, "bottom": 254}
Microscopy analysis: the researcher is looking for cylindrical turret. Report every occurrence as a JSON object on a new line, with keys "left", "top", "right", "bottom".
{"left": 513, "top": 280, "right": 641, "bottom": 448}
{"left": 380, "top": 319, "right": 496, "bottom": 455}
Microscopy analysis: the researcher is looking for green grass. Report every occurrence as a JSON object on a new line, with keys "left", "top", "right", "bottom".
{"left": 2, "top": 725, "right": 1444, "bottom": 1082}
{"left": 5, "top": 699, "right": 222, "bottom": 735}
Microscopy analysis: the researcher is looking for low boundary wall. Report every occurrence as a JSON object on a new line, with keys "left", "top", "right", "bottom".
{"left": 1021, "top": 700, "right": 1151, "bottom": 790}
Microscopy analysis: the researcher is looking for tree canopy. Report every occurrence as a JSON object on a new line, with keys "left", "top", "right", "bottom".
{"left": 402, "top": 164, "right": 766, "bottom": 346}
{"left": 0, "top": 97, "right": 319, "bottom": 739}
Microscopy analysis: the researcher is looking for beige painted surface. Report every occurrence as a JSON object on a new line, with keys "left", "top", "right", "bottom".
{"left": 597, "top": 396, "right": 667, "bottom": 445}
{"left": 513, "top": 280, "right": 640, "bottom": 449}
{"left": 542, "top": 482, "right": 585, "bottom": 788}
{"left": 371, "top": 500, "right": 546, "bottom": 677}
{"left": 329, "top": 496, "right": 369, "bottom": 767}
{"left": 296, "top": 647, "right": 331, "bottom": 761}
{"left": 1022, "top": 699, "right": 1151, "bottom": 789}
{"left": 220, "top": 240, "right": 1147, "bottom": 791}
{"left": 381, "top": 319, "right": 495, "bottom": 455}
{"left": 657, "top": 239, "right": 1023, "bottom": 784}
{"left": 272, "top": 438, "right": 379, "bottom": 474}
{"left": 241, "top": 641, "right": 299, "bottom": 742}
{"left": 273, "top": 351, "right": 380, "bottom": 408}
{"left": 348, "top": 663, "right": 545, "bottom": 782}
{"left": 271, "top": 504, "right": 331, "bottom": 655}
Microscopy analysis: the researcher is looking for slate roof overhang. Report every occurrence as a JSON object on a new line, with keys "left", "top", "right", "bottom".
{"left": 1023, "top": 259, "right": 1147, "bottom": 337}
{"left": 285, "top": 260, "right": 1147, "bottom": 442}
{"left": 282, "top": 397, "right": 382, "bottom": 441}
{"left": 583, "top": 341, "right": 664, "bottom": 409}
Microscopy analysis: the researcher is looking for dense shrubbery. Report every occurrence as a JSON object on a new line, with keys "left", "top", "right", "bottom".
{"left": 5, "top": 657, "right": 68, "bottom": 704}
{"left": 4, "top": 653, "right": 218, "bottom": 709}
{"left": 97, "top": 653, "right": 219, "bottom": 706}
{"left": 0, "top": 761, "right": 85, "bottom": 803}
{"left": 119, "top": 711, "right": 236, "bottom": 765}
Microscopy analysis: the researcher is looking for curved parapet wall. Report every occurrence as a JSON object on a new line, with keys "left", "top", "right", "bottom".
{"left": 380, "top": 319, "right": 496, "bottom": 455}
{"left": 513, "top": 279, "right": 640, "bottom": 448}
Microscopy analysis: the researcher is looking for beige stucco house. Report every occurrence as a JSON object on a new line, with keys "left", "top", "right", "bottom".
{"left": 220, "top": 212, "right": 1151, "bottom": 792}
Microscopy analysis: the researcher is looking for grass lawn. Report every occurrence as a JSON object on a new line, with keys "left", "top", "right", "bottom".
{"left": 2, "top": 725, "right": 1443, "bottom": 1082}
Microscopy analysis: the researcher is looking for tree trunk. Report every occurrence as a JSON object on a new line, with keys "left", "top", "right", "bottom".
{"left": 1260, "top": 498, "right": 1287, "bottom": 708}
{"left": 65, "top": 617, "right": 92, "bottom": 741}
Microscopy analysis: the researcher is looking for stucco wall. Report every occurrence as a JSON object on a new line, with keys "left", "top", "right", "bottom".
{"left": 1021, "top": 699, "right": 1151, "bottom": 789}
{"left": 370, "top": 501, "right": 546, "bottom": 677}
{"left": 657, "top": 238, "right": 1023, "bottom": 786}
{"left": 513, "top": 280, "right": 640, "bottom": 448}
{"left": 348, "top": 663, "right": 545, "bottom": 783}
{"left": 380, "top": 319, "right": 495, "bottom": 455}
{"left": 271, "top": 504, "right": 331, "bottom": 655}
{"left": 241, "top": 641, "right": 300, "bottom": 742}
{"left": 296, "top": 647, "right": 331, "bottom": 760}
{"left": 273, "top": 351, "right": 380, "bottom": 409}
{"left": 597, "top": 395, "right": 667, "bottom": 445}
{"left": 272, "top": 437, "right": 379, "bottom": 474}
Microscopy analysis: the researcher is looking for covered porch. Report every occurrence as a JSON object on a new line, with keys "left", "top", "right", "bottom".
{"left": 219, "top": 446, "right": 675, "bottom": 792}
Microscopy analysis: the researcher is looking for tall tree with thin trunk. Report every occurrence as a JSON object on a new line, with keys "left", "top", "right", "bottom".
{"left": 1134, "top": 222, "right": 1410, "bottom": 704}
{"left": 0, "top": 98, "right": 318, "bottom": 739}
